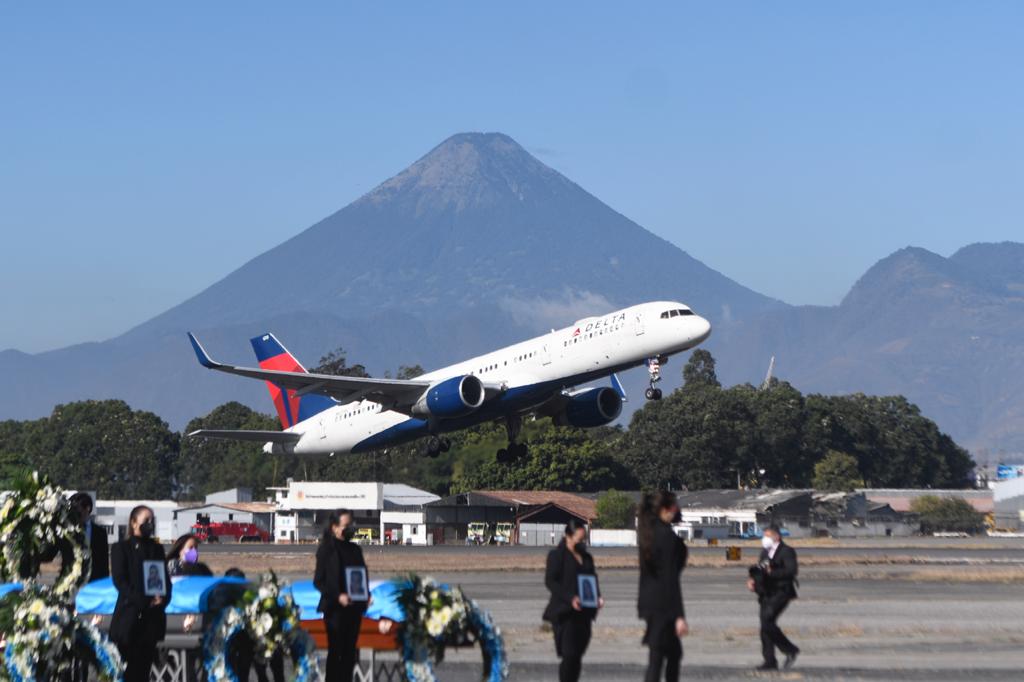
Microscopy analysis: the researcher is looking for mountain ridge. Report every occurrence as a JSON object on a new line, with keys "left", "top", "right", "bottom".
{"left": 1, "top": 132, "right": 1021, "bottom": 455}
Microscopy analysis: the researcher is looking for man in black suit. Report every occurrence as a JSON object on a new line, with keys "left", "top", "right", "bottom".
{"left": 748, "top": 523, "right": 799, "bottom": 671}
{"left": 71, "top": 492, "right": 109, "bottom": 581}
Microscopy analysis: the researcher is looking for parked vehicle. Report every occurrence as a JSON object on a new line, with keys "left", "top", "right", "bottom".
{"left": 191, "top": 521, "right": 271, "bottom": 543}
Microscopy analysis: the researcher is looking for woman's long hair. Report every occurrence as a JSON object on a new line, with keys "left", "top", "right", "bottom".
{"left": 321, "top": 509, "right": 352, "bottom": 542}
{"left": 638, "top": 491, "right": 677, "bottom": 566}
{"left": 168, "top": 533, "right": 196, "bottom": 562}
{"left": 125, "top": 504, "right": 154, "bottom": 540}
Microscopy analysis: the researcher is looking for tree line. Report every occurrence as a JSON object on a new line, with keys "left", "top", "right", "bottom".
{"left": 0, "top": 349, "right": 975, "bottom": 500}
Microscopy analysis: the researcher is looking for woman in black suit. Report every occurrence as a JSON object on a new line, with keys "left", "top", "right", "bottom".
{"left": 110, "top": 505, "right": 172, "bottom": 682}
{"left": 543, "top": 518, "right": 602, "bottom": 682}
{"left": 313, "top": 509, "right": 368, "bottom": 682}
{"left": 637, "top": 491, "right": 689, "bottom": 682}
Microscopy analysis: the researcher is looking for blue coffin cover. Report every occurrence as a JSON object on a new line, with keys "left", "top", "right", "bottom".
{"left": 60, "top": 577, "right": 406, "bottom": 622}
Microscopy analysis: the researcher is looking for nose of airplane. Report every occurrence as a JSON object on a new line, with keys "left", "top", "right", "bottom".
{"left": 694, "top": 316, "right": 712, "bottom": 343}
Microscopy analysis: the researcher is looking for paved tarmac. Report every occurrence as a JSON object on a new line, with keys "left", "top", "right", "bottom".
{"left": 424, "top": 566, "right": 1024, "bottom": 680}
{"left": 201, "top": 538, "right": 1024, "bottom": 680}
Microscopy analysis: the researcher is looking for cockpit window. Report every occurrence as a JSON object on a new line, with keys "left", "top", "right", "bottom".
{"left": 661, "top": 308, "right": 695, "bottom": 319}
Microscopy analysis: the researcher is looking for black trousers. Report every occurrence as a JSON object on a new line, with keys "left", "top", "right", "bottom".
{"left": 553, "top": 614, "right": 592, "bottom": 682}
{"left": 118, "top": 641, "right": 157, "bottom": 682}
{"left": 324, "top": 607, "right": 363, "bottom": 682}
{"left": 230, "top": 634, "right": 287, "bottom": 681}
{"left": 643, "top": 616, "right": 682, "bottom": 682}
{"left": 760, "top": 593, "right": 798, "bottom": 665}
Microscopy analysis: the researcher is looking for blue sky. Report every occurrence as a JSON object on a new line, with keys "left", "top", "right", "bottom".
{"left": 2, "top": 2, "right": 1022, "bottom": 352}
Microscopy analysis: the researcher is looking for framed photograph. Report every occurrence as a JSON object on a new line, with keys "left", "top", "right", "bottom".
{"left": 143, "top": 560, "right": 167, "bottom": 597}
{"left": 577, "top": 574, "right": 598, "bottom": 609}
{"left": 346, "top": 566, "right": 369, "bottom": 601}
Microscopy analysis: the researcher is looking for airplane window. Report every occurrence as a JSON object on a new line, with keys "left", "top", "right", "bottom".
{"left": 679, "top": 309, "right": 694, "bottom": 316}
{"left": 661, "top": 311, "right": 669, "bottom": 319}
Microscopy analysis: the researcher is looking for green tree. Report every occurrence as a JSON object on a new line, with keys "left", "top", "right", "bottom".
{"left": 682, "top": 349, "right": 720, "bottom": 390}
{"left": 594, "top": 489, "right": 636, "bottom": 529}
{"left": 812, "top": 450, "right": 863, "bottom": 491}
{"left": 178, "top": 402, "right": 295, "bottom": 499}
{"left": 452, "top": 421, "right": 631, "bottom": 492}
{"left": 910, "top": 495, "right": 984, "bottom": 534}
{"left": 0, "top": 420, "right": 33, "bottom": 486}
{"left": 313, "top": 347, "right": 370, "bottom": 377}
{"left": 395, "top": 365, "right": 425, "bottom": 380}
{"left": 23, "top": 400, "right": 178, "bottom": 498}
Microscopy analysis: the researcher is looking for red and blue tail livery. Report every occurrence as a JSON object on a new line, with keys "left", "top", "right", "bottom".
{"left": 250, "top": 333, "right": 335, "bottom": 429}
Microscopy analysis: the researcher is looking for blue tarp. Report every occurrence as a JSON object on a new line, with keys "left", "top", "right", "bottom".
{"left": 285, "top": 579, "right": 405, "bottom": 622}
{"left": 2, "top": 577, "right": 407, "bottom": 621}
{"left": 75, "top": 576, "right": 249, "bottom": 614}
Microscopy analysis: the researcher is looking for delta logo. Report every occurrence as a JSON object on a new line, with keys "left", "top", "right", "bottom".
{"left": 572, "top": 328, "right": 581, "bottom": 337}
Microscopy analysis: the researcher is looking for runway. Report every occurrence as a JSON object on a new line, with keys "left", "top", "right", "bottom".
{"left": 370, "top": 565, "right": 1024, "bottom": 681}
{"left": 196, "top": 538, "right": 1024, "bottom": 680}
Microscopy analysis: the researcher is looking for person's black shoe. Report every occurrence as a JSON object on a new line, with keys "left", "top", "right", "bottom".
{"left": 783, "top": 650, "right": 799, "bottom": 670}
{"left": 756, "top": 662, "right": 779, "bottom": 671}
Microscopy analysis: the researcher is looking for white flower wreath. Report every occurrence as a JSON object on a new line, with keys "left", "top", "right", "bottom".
{"left": 203, "top": 573, "right": 320, "bottom": 682}
{"left": 0, "top": 472, "right": 90, "bottom": 597}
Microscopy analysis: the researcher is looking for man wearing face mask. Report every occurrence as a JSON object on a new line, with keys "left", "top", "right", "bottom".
{"left": 110, "top": 505, "right": 171, "bottom": 682}
{"left": 748, "top": 523, "right": 799, "bottom": 671}
{"left": 314, "top": 509, "right": 369, "bottom": 682}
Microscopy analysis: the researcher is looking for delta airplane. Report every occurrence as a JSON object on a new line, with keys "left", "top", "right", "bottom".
{"left": 187, "top": 301, "right": 711, "bottom": 461}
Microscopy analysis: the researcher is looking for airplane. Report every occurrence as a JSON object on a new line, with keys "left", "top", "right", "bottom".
{"left": 187, "top": 300, "right": 711, "bottom": 461}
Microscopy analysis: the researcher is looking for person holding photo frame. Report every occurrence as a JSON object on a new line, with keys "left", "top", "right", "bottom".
{"left": 314, "top": 509, "right": 369, "bottom": 682}
{"left": 110, "top": 505, "right": 172, "bottom": 682}
{"left": 543, "top": 519, "right": 602, "bottom": 682}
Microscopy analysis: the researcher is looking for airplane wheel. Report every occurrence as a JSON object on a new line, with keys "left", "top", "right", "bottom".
{"left": 513, "top": 442, "right": 529, "bottom": 459}
{"left": 653, "top": 388, "right": 663, "bottom": 400}
{"left": 440, "top": 437, "right": 451, "bottom": 453}
{"left": 645, "top": 387, "right": 656, "bottom": 400}
{"left": 496, "top": 448, "right": 509, "bottom": 463}
{"left": 427, "top": 436, "right": 442, "bottom": 458}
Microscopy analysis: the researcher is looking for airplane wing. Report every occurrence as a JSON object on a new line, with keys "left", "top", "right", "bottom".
{"left": 188, "top": 429, "right": 302, "bottom": 443}
{"left": 188, "top": 333, "right": 431, "bottom": 407}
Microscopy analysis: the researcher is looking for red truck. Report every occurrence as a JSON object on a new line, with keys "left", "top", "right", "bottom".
{"left": 191, "top": 521, "right": 271, "bottom": 543}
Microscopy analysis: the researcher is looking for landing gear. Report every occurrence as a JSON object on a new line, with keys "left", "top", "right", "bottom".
{"left": 426, "top": 436, "right": 451, "bottom": 458}
{"left": 496, "top": 414, "right": 528, "bottom": 462}
{"left": 645, "top": 356, "right": 663, "bottom": 401}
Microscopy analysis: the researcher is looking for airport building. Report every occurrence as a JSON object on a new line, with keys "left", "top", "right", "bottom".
{"left": 270, "top": 481, "right": 439, "bottom": 544}
{"left": 993, "top": 477, "right": 1024, "bottom": 531}
{"left": 424, "top": 490, "right": 597, "bottom": 545}
{"left": 172, "top": 487, "right": 276, "bottom": 540}
{"left": 673, "top": 489, "right": 916, "bottom": 539}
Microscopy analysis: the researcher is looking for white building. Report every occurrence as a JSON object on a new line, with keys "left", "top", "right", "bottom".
{"left": 271, "top": 481, "right": 439, "bottom": 544}
{"left": 94, "top": 499, "right": 178, "bottom": 542}
{"left": 173, "top": 488, "right": 275, "bottom": 539}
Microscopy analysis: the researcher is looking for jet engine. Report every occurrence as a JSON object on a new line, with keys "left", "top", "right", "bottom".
{"left": 412, "top": 375, "right": 485, "bottom": 419}
{"left": 552, "top": 387, "right": 623, "bottom": 428}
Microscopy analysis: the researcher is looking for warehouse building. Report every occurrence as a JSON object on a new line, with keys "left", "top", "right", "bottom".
{"left": 424, "top": 490, "right": 597, "bottom": 545}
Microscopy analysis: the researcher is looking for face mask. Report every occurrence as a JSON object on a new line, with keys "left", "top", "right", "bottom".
{"left": 183, "top": 548, "right": 199, "bottom": 564}
{"left": 139, "top": 519, "right": 155, "bottom": 538}
{"left": 341, "top": 526, "right": 356, "bottom": 541}
{"left": 761, "top": 535, "right": 775, "bottom": 551}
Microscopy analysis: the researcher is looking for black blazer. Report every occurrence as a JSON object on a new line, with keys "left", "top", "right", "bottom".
{"left": 313, "top": 536, "right": 368, "bottom": 615}
{"left": 637, "top": 520, "right": 687, "bottom": 621}
{"left": 758, "top": 541, "right": 798, "bottom": 600}
{"left": 109, "top": 537, "right": 171, "bottom": 646}
{"left": 86, "top": 522, "right": 110, "bottom": 581}
{"left": 543, "top": 540, "right": 599, "bottom": 623}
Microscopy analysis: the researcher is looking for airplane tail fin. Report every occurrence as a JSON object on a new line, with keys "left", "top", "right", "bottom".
{"left": 250, "top": 333, "right": 334, "bottom": 429}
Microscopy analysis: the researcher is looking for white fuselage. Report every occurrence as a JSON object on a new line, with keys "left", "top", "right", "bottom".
{"left": 277, "top": 301, "right": 711, "bottom": 455}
